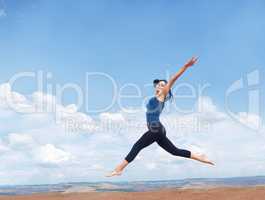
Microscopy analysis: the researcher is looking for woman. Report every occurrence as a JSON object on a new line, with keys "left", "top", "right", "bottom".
{"left": 106, "top": 56, "right": 214, "bottom": 177}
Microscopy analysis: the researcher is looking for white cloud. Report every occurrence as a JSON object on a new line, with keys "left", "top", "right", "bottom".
{"left": 99, "top": 112, "right": 125, "bottom": 122}
{"left": 34, "top": 144, "right": 72, "bottom": 165}
{"left": 0, "top": 83, "right": 32, "bottom": 112}
{"left": 7, "top": 133, "right": 36, "bottom": 150}
{"left": 237, "top": 112, "right": 263, "bottom": 130}
{"left": 145, "top": 162, "right": 157, "bottom": 170}
{"left": 196, "top": 96, "right": 218, "bottom": 113}
{"left": 0, "top": 139, "right": 9, "bottom": 153}
{"left": 0, "top": 82, "right": 264, "bottom": 184}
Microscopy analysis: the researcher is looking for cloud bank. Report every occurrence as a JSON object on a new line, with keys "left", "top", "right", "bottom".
{"left": 0, "top": 83, "right": 264, "bottom": 185}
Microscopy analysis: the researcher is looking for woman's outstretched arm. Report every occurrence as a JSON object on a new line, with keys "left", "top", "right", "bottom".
{"left": 162, "top": 56, "right": 198, "bottom": 97}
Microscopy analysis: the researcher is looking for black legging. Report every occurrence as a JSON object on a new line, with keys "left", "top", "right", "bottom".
{"left": 125, "top": 122, "right": 191, "bottom": 163}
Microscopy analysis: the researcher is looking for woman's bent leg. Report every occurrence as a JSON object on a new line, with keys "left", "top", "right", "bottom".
{"left": 125, "top": 130, "right": 157, "bottom": 163}
{"left": 156, "top": 134, "right": 191, "bottom": 158}
{"left": 156, "top": 134, "right": 214, "bottom": 165}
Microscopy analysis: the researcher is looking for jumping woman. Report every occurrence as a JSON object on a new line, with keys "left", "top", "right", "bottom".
{"left": 106, "top": 56, "right": 214, "bottom": 177}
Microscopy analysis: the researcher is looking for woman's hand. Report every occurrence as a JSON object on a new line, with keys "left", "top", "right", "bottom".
{"left": 162, "top": 56, "right": 199, "bottom": 97}
{"left": 184, "top": 56, "right": 198, "bottom": 68}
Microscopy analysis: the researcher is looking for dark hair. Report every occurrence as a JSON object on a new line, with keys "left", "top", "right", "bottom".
{"left": 153, "top": 79, "right": 173, "bottom": 101}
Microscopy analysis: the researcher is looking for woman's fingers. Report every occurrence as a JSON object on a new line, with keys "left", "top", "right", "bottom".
{"left": 184, "top": 56, "right": 199, "bottom": 68}
{"left": 190, "top": 56, "right": 199, "bottom": 66}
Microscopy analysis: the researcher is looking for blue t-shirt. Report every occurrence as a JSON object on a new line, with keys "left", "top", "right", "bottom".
{"left": 146, "top": 96, "right": 165, "bottom": 124}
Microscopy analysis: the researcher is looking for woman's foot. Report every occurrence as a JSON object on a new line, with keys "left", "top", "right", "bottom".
{"left": 191, "top": 153, "right": 215, "bottom": 165}
{"left": 105, "top": 170, "right": 123, "bottom": 177}
{"left": 105, "top": 160, "right": 128, "bottom": 177}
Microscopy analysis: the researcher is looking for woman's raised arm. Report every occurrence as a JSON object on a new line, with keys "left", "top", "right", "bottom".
{"left": 162, "top": 56, "right": 198, "bottom": 96}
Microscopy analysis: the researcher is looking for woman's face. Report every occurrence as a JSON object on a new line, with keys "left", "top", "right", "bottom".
{"left": 155, "top": 80, "right": 166, "bottom": 94}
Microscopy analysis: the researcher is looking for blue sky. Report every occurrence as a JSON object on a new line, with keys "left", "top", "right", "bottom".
{"left": 0, "top": 0, "right": 264, "bottom": 185}
{"left": 1, "top": 0, "right": 264, "bottom": 114}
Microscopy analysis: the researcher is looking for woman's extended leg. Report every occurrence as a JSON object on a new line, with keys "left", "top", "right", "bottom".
{"left": 156, "top": 134, "right": 191, "bottom": 158}
{"left": 106, "top": 130, "right": 157, "bottom": 177}
{"left": 156, "top": 135, "right": 214, "bottom": 165}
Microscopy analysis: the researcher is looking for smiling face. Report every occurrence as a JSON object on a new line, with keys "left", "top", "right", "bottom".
{"left": 154, "top": 80, "right": 167, "bottom": 95}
